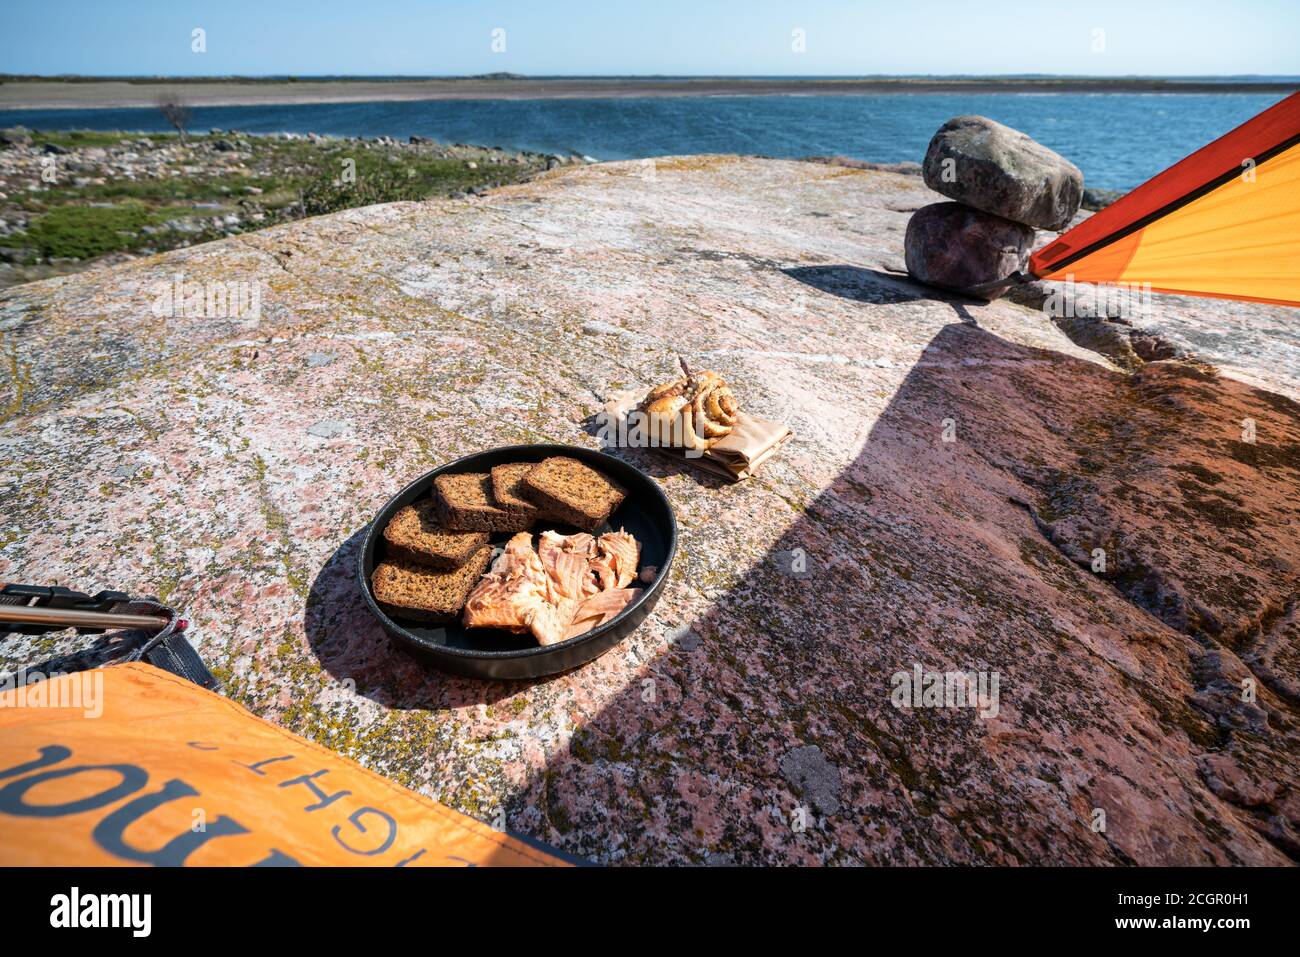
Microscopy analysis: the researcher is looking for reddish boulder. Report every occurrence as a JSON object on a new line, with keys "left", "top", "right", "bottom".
{"left": 904, "top": 201, "right": 1034, "bottom": 299}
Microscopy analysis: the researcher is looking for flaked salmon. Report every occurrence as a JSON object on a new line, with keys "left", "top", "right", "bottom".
{"left": 590, "top": 529, "right": 640, "bottom": 590}
{"left": 565, "top": 587, "right": 643, "bottom": 640}
{"left": 463, "top": 528, "right": 645, "bottom": 645}
{"left": 537, "top": 530, "right": 598, "bottom": 600}
{"left": 529, "top": 596, "right": 580, "bottom": 646}
{"left": 462, "top": 532, "right": 552, "bottom": 636}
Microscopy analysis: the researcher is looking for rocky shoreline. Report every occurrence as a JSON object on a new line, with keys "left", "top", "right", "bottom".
{"left": 1, "top": 126, "right": 1128, "bottom": 292}
{"left": 0, "top": 126, "right": 586, "bottom": 288}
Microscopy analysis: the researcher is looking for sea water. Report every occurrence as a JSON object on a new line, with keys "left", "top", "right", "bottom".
{"left": 0, "top": 92, "right": 1286, "bottom": 191}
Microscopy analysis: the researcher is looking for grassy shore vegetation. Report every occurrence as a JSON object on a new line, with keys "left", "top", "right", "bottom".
{"left": 0, "top": 128, "right": 557, "bottom": 287}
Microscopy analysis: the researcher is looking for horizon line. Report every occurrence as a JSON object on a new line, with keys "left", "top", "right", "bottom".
{"left": 5, "top": 72, "right": 1299, "bottom": 81}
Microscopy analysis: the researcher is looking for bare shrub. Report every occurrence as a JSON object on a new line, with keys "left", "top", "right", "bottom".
{"left": 157, "top": 95, "right": 192, "bottom": 143}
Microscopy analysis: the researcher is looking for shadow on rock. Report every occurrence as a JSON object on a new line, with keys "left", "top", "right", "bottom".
{"left": 784, "top": 264, "right": 979, "bottom": 323}
{"left": 507, "top": 322, "right": 1300, "bottom": 866}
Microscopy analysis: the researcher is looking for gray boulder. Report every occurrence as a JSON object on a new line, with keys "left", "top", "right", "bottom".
{"left": 904, "top": 202, "right": 1035, "bottom": 299}
{"left": 0, "top": 127, "right": 32, "bottom": 149}
{"left": 922, "top": 115, "right": 1083, "bottom": 230}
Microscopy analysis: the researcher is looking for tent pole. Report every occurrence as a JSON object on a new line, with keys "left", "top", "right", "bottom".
{"left": 1, "top": 605, "right": 170, "bottom": 632}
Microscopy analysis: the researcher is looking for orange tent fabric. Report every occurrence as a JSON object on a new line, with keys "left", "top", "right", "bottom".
{"left": 0, "top": 663, "right": 568, "bottom": 867}
{"left": 1030, "top": 92, "right": 1300, "bottom": 307}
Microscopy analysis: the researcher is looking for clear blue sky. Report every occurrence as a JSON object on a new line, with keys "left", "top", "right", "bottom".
{"left": 3, "top": 0, "right": 1298, "bottom": 77}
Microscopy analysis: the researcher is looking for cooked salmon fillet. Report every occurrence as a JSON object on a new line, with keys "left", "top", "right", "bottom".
{"left": 529, "top": 596, "right": 580, "bottom": 646}
{"left": 462, "top": 532, "right": 551, "bottom": 634}
{"left": 537, "top": 530, "right": 598, "bottom": 600}
{"left": 463, "top": 527, "right": 646, "bottom": 646}
{"left": 591, "top": 529, "right": 640, "bottom": 590}
{"left": 565, "top": 587, "right": 643, "bottom": 639}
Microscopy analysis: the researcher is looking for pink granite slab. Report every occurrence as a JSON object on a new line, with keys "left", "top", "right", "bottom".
{"left": 1, "top": 157, "right": 1296, "bottom": 864}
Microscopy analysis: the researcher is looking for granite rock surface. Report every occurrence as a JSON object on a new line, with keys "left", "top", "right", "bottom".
{"left": 1, "top": 155, "right": 1297, "bottom": 865}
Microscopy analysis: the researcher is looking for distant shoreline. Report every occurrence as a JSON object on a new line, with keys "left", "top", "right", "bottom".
{"left": 2, "top": 76, "right": 1296, "bottom": 110}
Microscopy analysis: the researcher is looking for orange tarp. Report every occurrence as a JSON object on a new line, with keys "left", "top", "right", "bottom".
{"left": 0, "top": 663, "right": 568, "bottom": 867}
{"left": 1031, "top": 92, "right": 1300, "bottom": 307}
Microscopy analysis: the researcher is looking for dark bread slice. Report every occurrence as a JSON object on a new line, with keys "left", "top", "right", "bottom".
{"left": 371, "top": 546, "right": 492, "bottom": 623}
{"left": 382, "top": 499, "right": 489, "bottom": 569}
{"left": 489, "top": 463, "right": 540, "bottom": 519}
{"left": 520, "top": 456, "right": 627, "bottom": 531}
{"left": 434, "top": 472, "right": 533, "bottom": 533}
{"left": 489, "top": 462, "right": 573, "bottom": 524}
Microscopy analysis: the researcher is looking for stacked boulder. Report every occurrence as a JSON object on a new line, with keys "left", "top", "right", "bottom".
{"left": 905, "top": 116, "right": 1084, "bottom": 300}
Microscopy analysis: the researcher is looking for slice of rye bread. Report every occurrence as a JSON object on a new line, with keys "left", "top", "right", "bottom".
{"left": 434, "top": 472, "right": 534, "bottom": 533}
{"left": 489, "top": 463, "right": 540, "bottom": 519}
{"left": 490, "top": 462, "right": 572, "bottom": 524}
{"left": 382, "top": 499, "right": 489, "bottom": 570}
{"left": 520, "top": 456, "right": 627, "bottom": 531}
{"left": 371, "top": 546, "right": 493, "bottom": 623}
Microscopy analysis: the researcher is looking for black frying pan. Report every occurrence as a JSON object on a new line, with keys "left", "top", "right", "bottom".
{"left": 358, "top": 444, "right": 677, "bottom": 680}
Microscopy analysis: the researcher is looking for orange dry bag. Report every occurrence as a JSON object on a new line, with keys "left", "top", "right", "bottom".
{"left": 0, "top": 663, "right": 568, "bottom": 867}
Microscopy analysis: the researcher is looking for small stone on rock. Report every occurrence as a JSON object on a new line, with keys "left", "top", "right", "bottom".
{"left": 780, "top": 744, "right": 841, "bottom": 816}
{"left": 669, "top": 625, "right": 701, "bottom": 651}
{"left": 307, "top": 419, "right": 348, "bottom": 438}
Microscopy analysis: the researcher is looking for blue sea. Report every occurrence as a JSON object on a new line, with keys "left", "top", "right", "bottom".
{"left": 0, "top": 92, "right": 1288, "bottom": 191}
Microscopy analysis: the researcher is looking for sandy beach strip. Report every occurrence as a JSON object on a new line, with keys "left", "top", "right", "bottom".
{"left": 2, "top": 76, "right": 1297, "bottom": 110}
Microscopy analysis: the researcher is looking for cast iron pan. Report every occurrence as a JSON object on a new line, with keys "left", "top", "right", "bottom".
{"left": 359, "top": 444, "right": 677, "bottom": 680}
